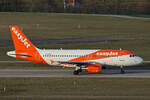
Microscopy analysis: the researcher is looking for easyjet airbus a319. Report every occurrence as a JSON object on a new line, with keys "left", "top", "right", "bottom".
{"left": 7, "top": 25, "right": 143, "bottom": 75}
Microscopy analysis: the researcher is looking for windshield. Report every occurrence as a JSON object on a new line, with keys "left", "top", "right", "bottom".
{"left": 129, "top": 54, "right": 136, "bottom": 57}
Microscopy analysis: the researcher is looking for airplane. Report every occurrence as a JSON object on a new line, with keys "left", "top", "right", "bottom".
{"left": 7, "top": 25, "right": 143, "bottom": 75}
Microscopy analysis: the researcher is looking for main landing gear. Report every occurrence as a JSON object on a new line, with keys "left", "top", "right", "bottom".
{"left": 120, "top": 66, "right": 125, "bottom": 74}
{"left": 73, "top": 70, "right": 79, "bottom": 75}
{"left": 73, "top": 67, "right": 82, "bottom": 75}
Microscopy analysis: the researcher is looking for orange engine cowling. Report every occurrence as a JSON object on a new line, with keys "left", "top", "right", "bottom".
{"left": 87, "top": 64, "right": 102, "bottom": 73}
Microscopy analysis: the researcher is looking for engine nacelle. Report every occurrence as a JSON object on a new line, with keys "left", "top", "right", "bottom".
{"left": 87, "top": 64, "right": 102, "bottom": 73}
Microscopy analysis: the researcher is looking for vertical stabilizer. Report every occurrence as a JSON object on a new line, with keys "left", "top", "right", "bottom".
{"left": 9, "top": 25, "right": 47, "bottom": 64}
{"left": 9, "top": 25, "right": 35, "bottom": 51}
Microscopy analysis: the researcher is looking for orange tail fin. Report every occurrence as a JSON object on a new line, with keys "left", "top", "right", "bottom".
{"left": 9, "top": 25, "right": 47, "bottom": 64}
{"left": 9, "top": 25, "right": 36, "bottom": 51}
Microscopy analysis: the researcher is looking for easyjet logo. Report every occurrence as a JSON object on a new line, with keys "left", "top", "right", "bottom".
{"left": 96, "top": 52, "right": 118, "bottom": 56}
{"left": 12, "top": 27, "right": 30, "bottom": 48}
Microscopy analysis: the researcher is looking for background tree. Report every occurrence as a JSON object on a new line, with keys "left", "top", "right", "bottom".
{"left": 0, "top": 0, "right": 150, "bottom": 15}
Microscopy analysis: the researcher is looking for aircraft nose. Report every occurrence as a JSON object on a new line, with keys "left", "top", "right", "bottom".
{"left": 135, "top": 56, "right": 143, "bottom": 65}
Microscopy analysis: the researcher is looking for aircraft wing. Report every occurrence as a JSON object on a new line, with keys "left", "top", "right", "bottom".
{"left": 57, "top": 61, "right": 99, "bottom": 66}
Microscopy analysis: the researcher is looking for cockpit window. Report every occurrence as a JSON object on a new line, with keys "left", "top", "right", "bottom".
{"left": 129, "top": 54, "right": 136, "bottom": 57}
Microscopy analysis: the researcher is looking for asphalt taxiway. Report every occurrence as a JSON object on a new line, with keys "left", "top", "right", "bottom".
{"left": 0, "top": 69, "right": 150, "bottom": 78}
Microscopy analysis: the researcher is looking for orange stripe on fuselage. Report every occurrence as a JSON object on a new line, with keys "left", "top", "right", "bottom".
{"left": 69, "top": 50, "right": 134, "bottom": 62}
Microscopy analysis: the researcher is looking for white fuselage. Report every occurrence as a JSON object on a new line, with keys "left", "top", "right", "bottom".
{"left": 37, "top": 49, "right": 143, "bottom": 67}
{"left": 7, "top": 49, "right": 143, "bottom": 67}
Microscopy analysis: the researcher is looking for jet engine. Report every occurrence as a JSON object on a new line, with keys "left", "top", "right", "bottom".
{"left": 87, "top": 64, "right": 102, "bottom": 73}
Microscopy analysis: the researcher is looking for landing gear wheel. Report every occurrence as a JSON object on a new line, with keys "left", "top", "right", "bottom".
{"left": 121, "top": 68, "right": 125, "bottom": 74}
{"left": 102, "top": 66, "right": 106, "bottom": 69}
{"left": 73, "top": 70, "right": 79, "bottom": 75}
{"left": 120, "top": 66, "right": 125, "bottom": 74}
{"left": 79, "top": 69, "right": 82, "bottom": 72}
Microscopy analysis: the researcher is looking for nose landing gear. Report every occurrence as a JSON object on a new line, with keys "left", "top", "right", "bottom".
{"left": 120, "top": 66, "right": 125, "bottom": 74}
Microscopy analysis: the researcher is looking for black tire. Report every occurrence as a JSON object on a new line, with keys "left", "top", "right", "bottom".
{"left": 102, "top": 66, "right": 106, "bottom": 69}
{"left": 120, "top": 69, "right": 125, "bottom": 74}
{"left": 73, "top": 70, "right": 79, "bottom": 75}
{"left": 79, "top": 69, "right": 82, "bottom": 72}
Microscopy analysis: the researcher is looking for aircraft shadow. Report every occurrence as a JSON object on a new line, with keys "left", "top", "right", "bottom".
{"left": 79, "top": 69, "right": 150, "bottom": 75}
